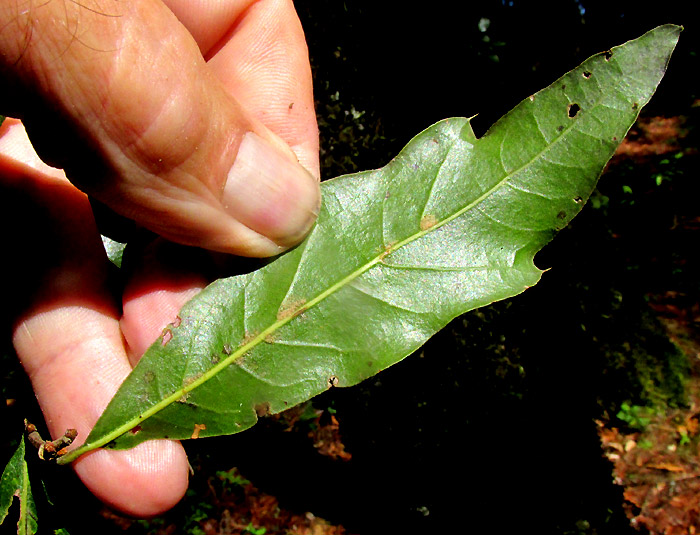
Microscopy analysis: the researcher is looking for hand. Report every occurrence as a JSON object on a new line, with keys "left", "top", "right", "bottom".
{"left": 0, "top": 0, "right": 319, "bottom": 516}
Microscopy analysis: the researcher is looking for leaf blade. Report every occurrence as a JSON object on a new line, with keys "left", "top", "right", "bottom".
{"left": 66, "top": 25, "right": 680, "bottom": 459}
{"left": 0, "top": 438, "right": 38, "bottom": 535}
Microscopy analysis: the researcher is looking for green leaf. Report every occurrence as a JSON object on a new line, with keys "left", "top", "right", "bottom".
{"left": 61, "top": 25, "right": 680, "bottom": 461}
{"left": 0, "top": 438, "right": 38, "bottom": 535}
{"left": 100, "top": 235, "right": 126, "bottom": 268}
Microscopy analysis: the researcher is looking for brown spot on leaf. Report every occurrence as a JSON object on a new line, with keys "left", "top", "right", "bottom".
{"left": 420, "top": 214, "right": 438, "bottom": 231}
{"left": 234, "top": 353, "right": 250, "bottom": 367}
{"left": 161, "top": 328, "right": 173, "bottom": 346}
{"left": 171, "top": 315, "right": 181, "bottom": 328}
{"left": 129, "top": 425, "right": 142, "bottom": 435}
{"left": 379, "top": 241, "right": 396, "bottom": 261}
{"left": 223, "top": 343, "right": 233, "bottom": 355}
{"left": 328, "top": 375, "right": 339, "bottom": 388}
{"left": 255, "top": 401, "right": 272, "bottom": 417}
{"left": 277, "top": 298, "right": 307, "bottom": 321}
{"left": 191, "top": 423, "right": 206, "bottom": 439}
{"left": 183, "top": 372, "right": 203, "bottom": 389}
{"left": 239, "top": 330, "right": 259, "bottom": 347}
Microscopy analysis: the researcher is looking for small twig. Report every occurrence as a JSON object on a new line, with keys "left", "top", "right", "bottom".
{"left": 24, "top": 419, "right": 78, "bottom": 462}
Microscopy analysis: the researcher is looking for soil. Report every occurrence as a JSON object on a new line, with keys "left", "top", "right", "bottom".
{"left": 593, "top": 113, "right": 700, "bottom": 535}
{"left": 598, "top": 305, "right": 700, "bottom": 535}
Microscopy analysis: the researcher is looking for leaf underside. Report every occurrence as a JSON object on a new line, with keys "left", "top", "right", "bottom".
{"left": 66, "top": 25, "right": 680, "bottom": 460}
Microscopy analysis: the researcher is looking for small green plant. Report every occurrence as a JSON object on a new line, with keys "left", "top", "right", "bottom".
{"left": 178, "top": 491, "right": 213, "bottom": 535}
{"left": 637, "top": 438, "right": 654, "bottom": 449}
{"left": 243, "top": 524, "right": 266, "bottom": 535}
{"left": 616, "top": 402, "right": 653, "bottom": 430}
{"left": 216, "top": 468, "right": 250, "bottom": 488}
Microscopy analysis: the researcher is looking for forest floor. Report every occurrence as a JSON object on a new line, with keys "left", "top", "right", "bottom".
{"left": 596, "top": 113, "right": 700, "bottom": 535}
{"left": 97, "top": 407, "right": 353, "bottom": 535}
{"left": 599, "top": 292, "right": 700, "bottom": 535}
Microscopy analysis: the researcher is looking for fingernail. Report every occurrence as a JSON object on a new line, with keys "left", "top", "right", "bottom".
{"left": 222, "top": 132, "right": 320, "bottom": 248}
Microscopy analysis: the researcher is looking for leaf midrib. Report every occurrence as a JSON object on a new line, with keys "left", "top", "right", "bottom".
{"left": 66, "top": 94, "right": 595, "bottom": 463}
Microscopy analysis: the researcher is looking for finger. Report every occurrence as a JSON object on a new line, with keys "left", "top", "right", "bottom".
{"left": 119, "top": 239, "right": 209, "bottom": 365}
{"left": 119, "top": 237, "right": 271, "bottom": 373}
{"left": 163, "top": 0, "right": 319, "bottom": 177}
{"left": 0, "top": 0, "right": 319, "bottom": 256}
{"left": 0, "top": 130, "right": 189, "bottom": 516}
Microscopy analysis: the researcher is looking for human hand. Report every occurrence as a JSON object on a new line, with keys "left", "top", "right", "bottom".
{"left": 0, "top": 0, "right": 319, "bottom": 516}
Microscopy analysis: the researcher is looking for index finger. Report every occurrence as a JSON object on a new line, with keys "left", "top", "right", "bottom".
{"left": 0, "top": 121, "right": 190, "bottom": 516}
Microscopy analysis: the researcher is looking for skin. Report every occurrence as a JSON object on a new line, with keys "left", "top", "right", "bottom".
{"left": 0, "top": 0, "right": 319, "bottom": 517}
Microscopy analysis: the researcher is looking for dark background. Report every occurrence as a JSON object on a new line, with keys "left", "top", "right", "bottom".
{"left": 299, "top": 0, "right": 696, "bottom": 163}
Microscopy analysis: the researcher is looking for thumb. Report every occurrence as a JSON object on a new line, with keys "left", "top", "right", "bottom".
{"left": 0, "top": 0, "right": 320, "bottom": 256}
